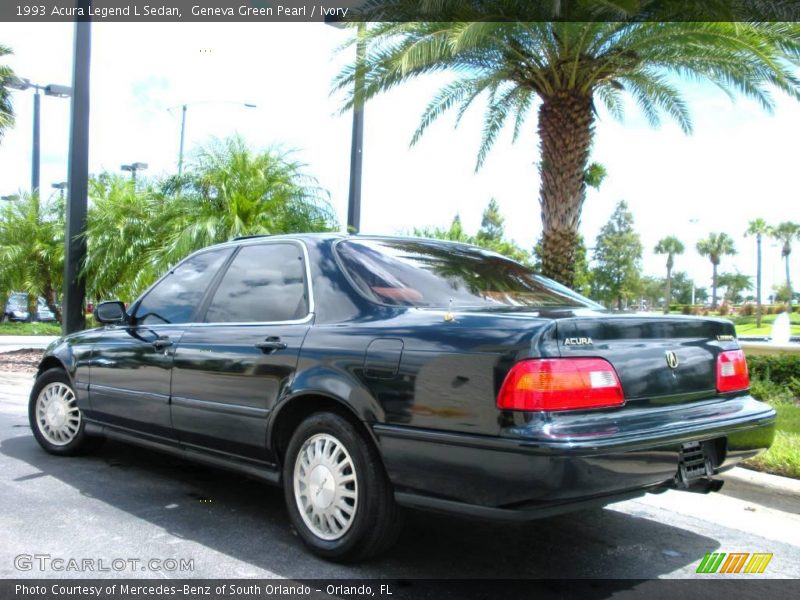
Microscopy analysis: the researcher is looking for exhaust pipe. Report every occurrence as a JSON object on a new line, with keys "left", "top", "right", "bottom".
{"left": 675, "top": 477, "right": 724, "bottom": 494}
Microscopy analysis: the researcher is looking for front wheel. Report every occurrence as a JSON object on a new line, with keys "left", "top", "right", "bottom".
{"left": 282, "top": 412, "right": 401, "bottom": 562}
{"left": 29, "top": 368, "right": 103, "bottom": 455}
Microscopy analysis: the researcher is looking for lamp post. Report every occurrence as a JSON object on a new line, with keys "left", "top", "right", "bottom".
{"left": 51, "top": 181, "right": 68, "bottom": 200}
{"left": 121, "top": 162, "right": 148, "bottom": 183}
{"left": 6, "top": 77, "right": 71, "bottom": 195}
{"left": 169, "top": 101, "right": 257, "bottom": 175}
{"left": 63, "top": 0, "right": 92, "bottom": 335}
{"left": 325, "top": 18, "right": 366, "bottom": 234}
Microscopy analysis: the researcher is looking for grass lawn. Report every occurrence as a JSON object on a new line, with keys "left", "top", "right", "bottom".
{"left": 0, "top": 321, "right": 62, "bottom": 336}
{"left": 730, "top": 312, "right": 800, "bottom": 337}
{"left": 743, "top": 403, "right": 800, "bottom": 479}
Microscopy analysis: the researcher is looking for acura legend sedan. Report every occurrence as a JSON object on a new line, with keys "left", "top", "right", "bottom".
{"left": 30, "top": 234, "right": 775, "bottom": 561}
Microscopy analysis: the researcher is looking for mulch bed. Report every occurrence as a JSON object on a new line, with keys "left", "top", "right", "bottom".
{"left": 0, "top": 349, "right": 43, "bottom": 374}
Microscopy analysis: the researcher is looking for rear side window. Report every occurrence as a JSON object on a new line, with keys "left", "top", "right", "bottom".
{"left": 204, "top": 243, "right": 308, "bottom": 323}
{"left": 134, "top": 249, "right": 231, "bottom": 325}
{"left": 335, "top": 239, "right": 598, "bottom": 309}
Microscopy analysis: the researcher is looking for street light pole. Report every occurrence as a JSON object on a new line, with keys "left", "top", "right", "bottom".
{"left": 172, "top": 102, "right": 255, "bottom": 176}
{"left": 346, "top": 22, "right": 365, "bottom": 234}
{"left": 178, "top": 104, "right": 187, "bottom": 175}
{"left": 52, "top": 181, "right": 68, "bottom": 200}
{"left": 6, "top": 78, "right": 71, "bottom": 195}
{"left": 325, "top": 18, "right": 366, "bottom": 234}
{"left": 121, "top": 162, "right": 148, "bottom": 183}
{"left": 32, "top": 90, "right": 40, "bottom": 194}
{"left": 63, "top": 3, "right": 92, "bottom": 335}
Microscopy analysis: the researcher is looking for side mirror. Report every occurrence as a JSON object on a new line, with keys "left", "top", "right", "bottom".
{"left": 94, "top": 301, "right": 128, "bottom": 324}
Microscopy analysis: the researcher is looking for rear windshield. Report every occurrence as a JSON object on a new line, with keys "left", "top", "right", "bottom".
{"left": 335, "top": 239, "right": 599, "bottom": 309}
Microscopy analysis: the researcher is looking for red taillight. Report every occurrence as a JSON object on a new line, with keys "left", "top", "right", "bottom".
{"left": 496, "top": 358, "right": 625, "bottom": 412}
{"left": 716, "top": 349, "right": 749, "bottom": 393}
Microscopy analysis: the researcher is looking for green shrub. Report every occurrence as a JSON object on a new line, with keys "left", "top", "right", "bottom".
{"left": 718, "top": 303, "right": 730, "bottom": 316}
{"left": 739, "top": 303, "right": 754, "bottom": 316}
{"left": 746, "top": 354, "right": 800, "bottom": 401}
{"left": 749, "top": 376, "right": 794, "bottom": 404}
{"left": 681, "top": 305, "right": 692, "bottom": 315}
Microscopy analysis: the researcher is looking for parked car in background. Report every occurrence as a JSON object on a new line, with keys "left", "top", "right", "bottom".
{"left": 3, "top": 292, "right": 30, "bottom": 322}
{"left": 29, "top": 234, "right": 776, "bottom": 561}
{"left": 2, "top": 293, "right": 57, "bottom": 322}
{"left": 34, "top": 296, "right": 57, "bottom": 322}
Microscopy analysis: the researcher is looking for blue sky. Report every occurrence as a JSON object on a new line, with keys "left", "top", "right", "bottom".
{"left": 0, "top": 22, "right": 798, "bottom": 299}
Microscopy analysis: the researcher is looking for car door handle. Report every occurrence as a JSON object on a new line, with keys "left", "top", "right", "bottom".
{"left": 255, "top": 337, "right": 287, "bottom": 353}
{"left": 152, "top": 336, "right": 173, "bottom": 350}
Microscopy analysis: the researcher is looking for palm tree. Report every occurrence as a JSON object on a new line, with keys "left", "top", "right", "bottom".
{"left": 83, "top": 174, "right": 176, "bottom": 301}
{"left": 696, "top": 233, "right": 736, "bottom": 310}
{"left": 654, "top": 236, "right": 684, "bottom": 314}
{"left": 717, "top": 272, "right": 753, "bottom": 305}
{"left": 0, "top": 44, "right": 17, "bottom": 142}
{"left": 0, "top": 192, "right": 64, "bottom": 317}
{"left": 161, "top": 136, "right": 337, "bottom": 268}
{"left": 84, "top": 137, "right": 338, "bottom": 301}
{"left": 745, "top": 218, "right": 770, "bottom": 327}
{"left": 770, "top": 221, "right": 800, "bottom": 308}
{"left": 334, "top": 12, "right": 800, "bottom": 287}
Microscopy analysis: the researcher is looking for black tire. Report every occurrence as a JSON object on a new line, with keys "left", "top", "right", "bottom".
{"left": 28, "top": 368, "right": 104, "bottom": 456}
{"left": 282, "top": 412, "right": 402, "bottom": 562}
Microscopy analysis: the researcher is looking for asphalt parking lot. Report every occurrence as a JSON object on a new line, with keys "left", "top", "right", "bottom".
{"left": 1, "top": 371, "right": 798, "bottom": 580}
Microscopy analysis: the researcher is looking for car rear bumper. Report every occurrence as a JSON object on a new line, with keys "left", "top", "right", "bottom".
{"left": 375, "top": 394, "right": 775, "bottom": 520}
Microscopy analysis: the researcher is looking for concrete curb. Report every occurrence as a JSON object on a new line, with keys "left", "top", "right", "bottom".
{"left": 718, "top": 467, "right": 799, "bottom": 514}
{"left": 722, "top": 466, "right": 800, "bottom": 494}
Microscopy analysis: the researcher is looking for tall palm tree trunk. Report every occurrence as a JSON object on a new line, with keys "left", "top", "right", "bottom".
{"left": 785, "top": 248, "right": 793, "bottom": 308}
{"left": 664, "top": 265, "right": 672, "bottom": 314}
{"left": 756, "top": 234, "right": 762, "bottom": 328}
{"left": 712, "top": 262, "right": 719, "bottom": 310}
{"left": 537, "top": 92, "right": 594, "bottom": 287}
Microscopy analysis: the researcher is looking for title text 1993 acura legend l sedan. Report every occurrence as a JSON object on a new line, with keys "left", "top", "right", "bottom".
{"left": 30, "top": 234, "right": 775, "bottom": 561}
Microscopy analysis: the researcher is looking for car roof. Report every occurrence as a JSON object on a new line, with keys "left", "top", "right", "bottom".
{"left": 207, "top": 232, "right": 506, "bottom": 256}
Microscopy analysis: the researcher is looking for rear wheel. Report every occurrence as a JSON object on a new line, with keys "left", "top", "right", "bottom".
{"left": 282, "top": 412, "right": 401, "bottom": 561}
{"left": 29, "top": 368, "right": 103, "bottom": 455}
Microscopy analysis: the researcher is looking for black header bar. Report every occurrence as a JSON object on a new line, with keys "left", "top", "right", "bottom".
{"left": 2, "top": 1, "right": 800, "bottom": 23}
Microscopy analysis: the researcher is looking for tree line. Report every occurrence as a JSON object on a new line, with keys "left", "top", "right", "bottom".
{"left": 0, "top": 136, "right": 337, "bottom": 315}
{"left": 415, "top": 199, "right": 799, "bottom": 319}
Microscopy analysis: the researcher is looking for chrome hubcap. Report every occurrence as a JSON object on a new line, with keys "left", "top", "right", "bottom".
{"left": 36, "top": 382, "right": 80, "bottom": 446}
{"left": 293, "top": 433, "right": 358, "bottom": 541}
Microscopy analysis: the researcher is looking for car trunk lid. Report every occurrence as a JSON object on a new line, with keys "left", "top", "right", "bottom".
{"left": 555, "top": 315, "right": 738, "bottom": 403}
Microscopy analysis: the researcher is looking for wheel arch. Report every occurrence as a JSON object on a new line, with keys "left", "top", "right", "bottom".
{"left": 36, "top": 355, "right": 70, "bottom": 379}
{"left": 267, "top": 391, "right": 381, "bottom": 470}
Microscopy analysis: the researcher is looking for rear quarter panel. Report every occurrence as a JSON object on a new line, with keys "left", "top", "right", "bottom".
{"left": 298, "top": 310, "right": 558, "bottom": 436}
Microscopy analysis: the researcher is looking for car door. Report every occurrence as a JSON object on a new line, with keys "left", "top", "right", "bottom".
{"left": 170, "top": 241, "right": 312, "bottom": 461}
{"left": 88, "top": 248, "right": 233, "bottom": 440}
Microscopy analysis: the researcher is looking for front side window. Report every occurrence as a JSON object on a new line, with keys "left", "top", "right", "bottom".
{"left": 134, "top": 249, "right": 232, "bottom": 325}
{"left": 204, "top": 243, "right": 308, "bottom": 323}
{"left": 336, "top": 239, "right": 601, "bottom": 309}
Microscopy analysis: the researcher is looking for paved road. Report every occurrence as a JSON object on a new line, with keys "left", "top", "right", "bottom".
{"left": 1, "top": 371, "right": 798, "bottom": 579}
{"left": 0, "top": 335, "right": 58, "bottom": 352}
